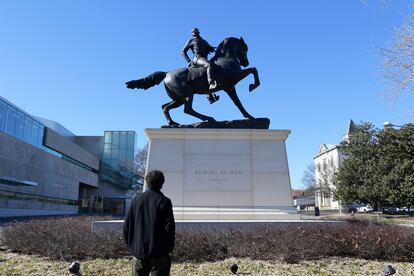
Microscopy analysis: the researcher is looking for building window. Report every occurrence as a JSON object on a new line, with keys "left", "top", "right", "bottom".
{"left": 30, "top": 121, "right": 39, "bottom": 146}
{"left": 0, "top": 98, "right": 46, "bottom": 150}
{"left": 5, "top": 105, "right": 16, "bottom": 135}
{"left": 322, "top": 158, "right": 327, "bottom": 171}
{"left": 0, "top": 97, "right": 101, "bottom": 173}
{"left": 0, "top": 100, "right": 7, "bottom": 132}
{"left": 0, "top": 190, "right": 78, "bottom": 206}
{"left": 100, "top": 131, "right": 137, "bottom": 189}
{"left": 23, "top": 116, "right": 32, "bottom": 143}
{"left": 14, "top": 111, "right": 25, "bottom": 140}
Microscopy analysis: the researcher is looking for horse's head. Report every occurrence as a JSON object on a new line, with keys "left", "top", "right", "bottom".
{"left": 215, "top": 37, "right": 249, "bottom": 67}
{"left": 237, "top": 37, "right": 249, "bottom": 67}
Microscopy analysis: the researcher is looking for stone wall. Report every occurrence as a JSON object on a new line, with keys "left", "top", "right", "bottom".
{"left": 0, "top": 132, "right": 99, "bottom": 217}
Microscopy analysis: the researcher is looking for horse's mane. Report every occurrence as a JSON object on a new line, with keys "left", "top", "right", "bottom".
{"left": 212, "top": 37, "right": 247, "bottom": 61}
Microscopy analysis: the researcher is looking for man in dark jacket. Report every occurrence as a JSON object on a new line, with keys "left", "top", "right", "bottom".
{"left": 123, "top": 170, "right": 175, "bottom": 276}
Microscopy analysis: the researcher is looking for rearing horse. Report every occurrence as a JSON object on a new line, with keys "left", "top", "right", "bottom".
{"left": 126, "top": 37, "right": 260, "bottom": 126}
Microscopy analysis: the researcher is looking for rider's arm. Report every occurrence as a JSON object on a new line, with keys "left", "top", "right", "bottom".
{"left": 181, "top": 39, "right": 192, "bottom": 63}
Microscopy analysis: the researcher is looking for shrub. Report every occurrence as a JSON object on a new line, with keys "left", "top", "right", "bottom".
{"left": 169, "top": 222, "right": 414, "bottom": 262}
{"left": 3, "top": 216, "right": 128, "bottom": 260}
{"left": 3, "top": 217, "right": 414, "bottom": 262}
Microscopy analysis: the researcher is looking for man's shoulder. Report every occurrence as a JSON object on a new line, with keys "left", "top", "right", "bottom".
{"left": 131, "top": 191, "right": 158, "bottom": 208}
{"left": 186, "top": 38, "right": 196, "bottom": 45}
{"left": 146, "top": 191, "right": 172, "bottom": 210}
{"left": 132, "top": 190, "right": 152, "bottom": 202}
{"left": 157, "top": 191, "right": 171, "bottom": 201}
{"left": 158, "top": 193, "right": 172, "bottom": 211}
{"left": 142, "top": 189, "right": 170, "bottom": 200}
{"left": 153, "top": 191, "right": 171, "bottom": 205}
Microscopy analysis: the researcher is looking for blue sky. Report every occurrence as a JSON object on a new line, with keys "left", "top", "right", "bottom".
{"left": 0, "top": 1, "right": 412, "bottom": 189}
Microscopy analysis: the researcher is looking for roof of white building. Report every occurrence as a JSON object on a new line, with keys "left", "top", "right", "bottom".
{"left": 314, "top": 143, "right": 340, "bottom": 159}
{"left": 313, "top": 119, "right": 357, "bottom": 159}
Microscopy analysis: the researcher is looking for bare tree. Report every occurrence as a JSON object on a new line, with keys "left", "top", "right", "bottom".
{"left": 318, "top": 165, "right": 338, "bottom": 197}
{"left": 301, "top": 163, "right": 316, "bottom": 197}
{"left": 381, "top": 9, "right": 414, "bottom": 100}
{"left": 361, "top": 1, "right": 413, "bottom": 109}
{"left": 135, "top": 143, "right": 148, "bottom": 179}
{"left": 131, "top": 143, "right": 148, "bottom": 195}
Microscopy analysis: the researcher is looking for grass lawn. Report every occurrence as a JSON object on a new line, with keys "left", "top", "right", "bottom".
{"left": 383, "top": 215, "right": 414, "bottom": 226}
{"left": 387, "top": 219, "right": 414, "bottom": 225}
{"left": 1, "top": 251, "right": 414, "bottom": 275}
{"left": 319, "top": 211, "right": 414, "bottom": 225}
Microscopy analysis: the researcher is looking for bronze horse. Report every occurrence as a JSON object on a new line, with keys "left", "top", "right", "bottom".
{"left": 126, "top": 37, "right": 260, "bottom": 126}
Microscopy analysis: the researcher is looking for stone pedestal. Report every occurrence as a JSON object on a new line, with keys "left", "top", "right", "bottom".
{"left": 145, "top": 128, "right": 298, "bottom": 220}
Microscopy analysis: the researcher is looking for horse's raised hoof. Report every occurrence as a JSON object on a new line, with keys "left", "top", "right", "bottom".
{"left": 249, "top": 84, "right": 257, "bottom": 92}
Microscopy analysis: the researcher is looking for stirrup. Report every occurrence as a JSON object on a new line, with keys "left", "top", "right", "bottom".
{"left": 209, "top": 81, "right": 218, "bottom": 90}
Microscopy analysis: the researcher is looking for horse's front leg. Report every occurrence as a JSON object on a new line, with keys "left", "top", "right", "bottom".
{"left": 233, "top": 67, "right": 260, "bottom": 92}
{"left": 246, "top": 67, "right": 260, "bottom": 92}
{"left": 225, "top": 86, "right": 254, "bottom": 120}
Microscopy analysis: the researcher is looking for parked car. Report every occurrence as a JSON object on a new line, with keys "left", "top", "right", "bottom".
{"left": 356, "top": 205, "right": 373, "bottom": 213}
{"left": 346, "top": 204, "right": 373, "bottom": 213}
{"left": 383, "top": 207, "right": 414, "bottom": 213}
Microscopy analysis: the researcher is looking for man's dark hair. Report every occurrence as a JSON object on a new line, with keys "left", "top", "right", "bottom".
{"left": 145, "top": 170, "right": 165, "bottom": 191}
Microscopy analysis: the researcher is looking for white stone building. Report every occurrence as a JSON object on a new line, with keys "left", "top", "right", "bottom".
{"left": 313, "top": 120, "right": 355, "bottom": 209}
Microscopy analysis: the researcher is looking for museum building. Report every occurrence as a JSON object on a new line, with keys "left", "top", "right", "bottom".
{"left": 0, "top": 96, "right": 136, "bottom": 217}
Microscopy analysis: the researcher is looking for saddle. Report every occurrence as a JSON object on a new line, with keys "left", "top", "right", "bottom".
{"left": 187, "top": 64, "right": 219, "bottom": 104}
{"left": 187, "top": 65, "right": 207, "bottom": 82}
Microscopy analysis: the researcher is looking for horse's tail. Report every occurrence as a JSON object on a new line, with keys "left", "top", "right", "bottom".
{"left": 125, "top": 71, "right": 167, "bottom": 90}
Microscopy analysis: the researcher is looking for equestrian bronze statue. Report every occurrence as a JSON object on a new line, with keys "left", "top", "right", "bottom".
{"left": 126, "top": 36, "right": 260, "bottom": 126}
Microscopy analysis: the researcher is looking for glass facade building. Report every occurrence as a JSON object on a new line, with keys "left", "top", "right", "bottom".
{"left": 0, "top": 95, "right": 137, "bottom": 217}
{"left": 0, "top": 97, "right": 45, "bottom": 150}
{"left": 0, "top": 97, "right": 99, "bottom": 171}
{"left": 101, "top": 131, "right": 136, "bottom": 189}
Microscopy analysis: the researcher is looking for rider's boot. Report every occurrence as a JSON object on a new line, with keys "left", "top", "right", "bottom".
{"left": 207, "top": 93, "right": 219, "bottom": 104}
{"left": 207, "top": 64, "right": 218, "bottom": 90}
